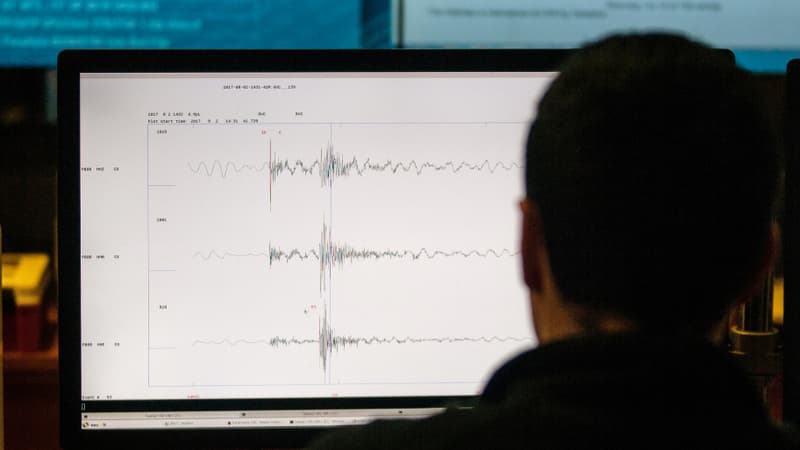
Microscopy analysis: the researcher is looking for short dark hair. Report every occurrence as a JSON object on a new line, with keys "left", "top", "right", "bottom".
{"left": 526, "top": 33, "right": 778, "bottom": 332}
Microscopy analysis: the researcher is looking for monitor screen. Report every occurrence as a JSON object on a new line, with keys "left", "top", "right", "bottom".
{"left": 58, "top": 49, "right": 566, "bottom": 448}
{"left": 1, "top": 0, "right": 394, "bottom": 67}
{"left": 397, "top": 0, "right": 800, "bottom": 73}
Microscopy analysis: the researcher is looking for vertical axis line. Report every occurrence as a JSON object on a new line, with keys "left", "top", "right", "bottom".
{"left": 146, "top": 123, "right": 151, "bottom": 386}
{"left": 268, "top": 138, "right": 272, "bottom": 211}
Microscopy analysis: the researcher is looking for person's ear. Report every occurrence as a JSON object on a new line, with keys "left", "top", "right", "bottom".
{"left": 520, "top": 199, "right": 545, "bottom": 294}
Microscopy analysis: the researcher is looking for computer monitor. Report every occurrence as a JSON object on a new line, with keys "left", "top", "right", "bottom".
{"left": 1, "top": 1, "right": 386, "bottom": 67}
{"left": 785, "top": 58, "right": 800, "bottom": 426}
{"left": 58, "top": 49, "right": 567, "bottom": 449}
{"left": 397, "top": 0, "right": 800, "bottom": 73}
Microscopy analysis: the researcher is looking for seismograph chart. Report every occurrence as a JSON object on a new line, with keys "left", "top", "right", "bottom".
{"left": 79, "top": 73, "right": 553, "bottom": 399}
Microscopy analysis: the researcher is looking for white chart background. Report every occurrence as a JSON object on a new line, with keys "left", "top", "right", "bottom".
{"left": 79, "top": 72, "right": 554, "bottom": 400}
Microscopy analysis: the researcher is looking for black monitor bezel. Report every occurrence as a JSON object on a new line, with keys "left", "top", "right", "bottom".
{"left": 58, "top": 49, "right": 570, "bottom": 450}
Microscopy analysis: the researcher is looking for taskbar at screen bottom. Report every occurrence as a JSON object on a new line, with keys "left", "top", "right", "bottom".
{"left": 82, "top": 407, "right": 446, "bottom": 430}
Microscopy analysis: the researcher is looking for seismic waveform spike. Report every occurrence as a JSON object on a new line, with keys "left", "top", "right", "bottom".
{"left": 187, "top": 126, "right": 522, "bottom": 208}
{"left": 192, "top": 306, "right": 531, "bottom": 372}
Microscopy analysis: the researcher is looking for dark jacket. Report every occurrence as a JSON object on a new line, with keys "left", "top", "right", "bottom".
{"left": 308, "top": 333, "right": 798, "bottom": 449}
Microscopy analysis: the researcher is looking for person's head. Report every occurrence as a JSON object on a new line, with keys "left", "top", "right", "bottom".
{"left": 521, "top": 33, "right": 779, "bottom": 342}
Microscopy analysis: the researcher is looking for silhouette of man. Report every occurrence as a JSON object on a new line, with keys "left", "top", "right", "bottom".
{"left": 309, "top": 33, "right": 797, "bottom": 449}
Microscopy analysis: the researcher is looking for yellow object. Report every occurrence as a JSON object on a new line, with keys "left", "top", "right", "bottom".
{"left": 1, "top": 253, "right": 50, "bottom": 307}
{"left": 773, "top": 277, "right": 784, "bottom": 326}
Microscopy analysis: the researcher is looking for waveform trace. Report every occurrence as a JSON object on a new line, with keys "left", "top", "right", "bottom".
{"left": 187, "top": 160, "right": 267, "bottom": 178}
{"left": 268, "top": 140, "right": 523, "bottom": 188}
{"left": 187, "top": 125, "right": 522, "bottom": 208}
{"left": 181, "top": 124, "right": 525, "bottom": 377}
{"left": 193, "top": 306, "right": 531, "bottom": 372}
{"left": 193, "top": 220, "right": 519, "bottom": 294}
